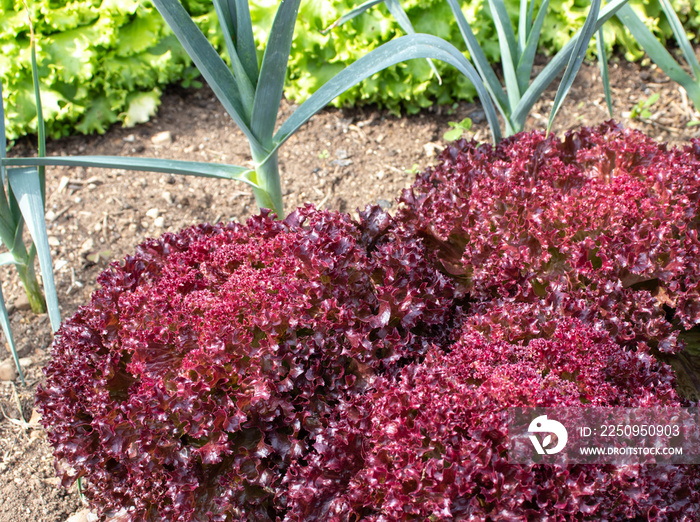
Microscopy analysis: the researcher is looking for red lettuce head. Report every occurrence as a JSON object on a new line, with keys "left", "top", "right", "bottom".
{"left": 284, "top": 319, "right": 697, "bottom": 521}
{"left": 398, "top": 122, "right": 700, "bottom": 354}
{"left": 36, "top": 122, "right": 700, "bottom": 521}
{"left": 36, "top": 206, "right": 455, "bottom": 521}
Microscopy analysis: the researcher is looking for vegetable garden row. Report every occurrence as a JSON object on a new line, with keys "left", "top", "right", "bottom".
{"left": 2, "top": 0, "right": 700, "bottom": 520}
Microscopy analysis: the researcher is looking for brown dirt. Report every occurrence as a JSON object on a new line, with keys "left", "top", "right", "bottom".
{"left": 1, "top": 57, "right": 698, "bottom": 521}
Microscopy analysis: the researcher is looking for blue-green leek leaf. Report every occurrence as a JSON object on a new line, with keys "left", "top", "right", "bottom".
{"left": 659, "top": 0, "right": 700, "bottom": 80}
{"left": 0, "top": 79, "right": 6, "bottom": 185}
{"left": 617, "top": 4, "right": 700, "bottom": 107}
{"left": 596, "top": 28, "right": 613, "bottom": 118}
{"left": 321, "top": 0, "right": 384, "bottom": 34}
{"left": 518, "top": 0, "right": 537, "bottom": 53}
{"left": 150, "top": 0, "right": 263, "bottom": 155}
{"left": 324, "top": 0, "right": 442, "bottom": 86}
{"left": 547, "top": 0, "right": 601, "bottom": 133}
{"left": 515, "top": 0, "right": 550, "bottom": 95}
{"left": 0, "top": 253, "right": 15, "bottom": 266}
{"left": 512, "top": 0, "right": 629, "bottom": 131}
{"left": 0, "top": 185, "right": 19, "bottom": 250}
{"left": 230, "top": 0, "right": 259, "bottom": 86}
{"left": 6, "top": 167, "right": 60, "bottom": 332}
{"left": 251, "top": 0, "right": 302, "bottom": 148}
{"left": 488, "top": 0, "right": 520, "bottom": 109}
{"left": 212, "top": 0, "right": 256, "bottom": 119}
{"left": 2, "top": 157, "right": 259, "bottom": 188}
{"left": 30, "top": 31, "right": 46, "bottom": 203}
{"left": 0, "top": 282, "right": 24, "bottom": 385}
{"left": 445, "top": 0, "right": 510, "bottom": 125}
{"left": 275, "top": 34, "right": 502, "bottom": 149}
{"left": 384, "top": 0, "right": 441, "bottom": 83}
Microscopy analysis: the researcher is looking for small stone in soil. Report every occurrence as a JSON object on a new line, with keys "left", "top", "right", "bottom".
{"left": 469, "top": 109, "right": 485, "bottom": 123}
{"left": 66, "top": 508, "right": 97, "bottom": 522}
{"left": 151, "top": 131, "right": 173, "bottom": 146}
{"left": 331, "top": 158, "right": 353, "bottom": 167}
{"left": 80, "top": 238, "right": 95, "bottom": 255}
{"left": 146, "top": 208, "right": 161, "bottom": 219}
{"left": 0, "top": 359, "right": 18, "bottom": 381}
{"left": 377, "top": 199, "right": 392, "bottom": 210}
{"left": 5, "top": 341, "right": 32, "bottom": 358}
{"left": 423, "top": 142, "right": 442, "bottom": 158}
{"left": 57, "top": 176, "right": 70, "bottom": 193}
{"left": 13, "top": 294, "right": 31, "bottom": 312}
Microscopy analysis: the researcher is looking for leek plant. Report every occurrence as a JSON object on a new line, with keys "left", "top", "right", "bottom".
{"left": 6, "top": 0, "right": 635, "bottom": 221}
{"left": 333, "top": 0, "right": 631, "bottom": 137}
{"left": 5, "top": 0, "right": 500, "bottom": 219}
{"left": 0, "top": 27, "right": 61, "bottom": 385}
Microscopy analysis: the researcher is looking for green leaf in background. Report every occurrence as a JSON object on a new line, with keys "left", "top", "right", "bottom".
{"left": 44, "top": 28, "right": 96, "bottom": 83}
{"left": 629, "top": 92, "right": 660, "bottom": 119}
{"left": 122, "top": 90, "right": 161, "bottom": 127}
{"left": 444, "top": 116, "right": 473, "bottom": 141}
{"left": 116, "top": 11, "right": 163, "bottom": 57}
{"left": 75, "top": 96, "right": 119, "bottom": 135}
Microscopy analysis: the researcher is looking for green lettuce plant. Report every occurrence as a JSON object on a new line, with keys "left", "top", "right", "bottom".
{"left": 4, "top": 0, "right": 699, "bottom": 140}
{"left": 0, "top": 0, "right": 203, "bottom": 140}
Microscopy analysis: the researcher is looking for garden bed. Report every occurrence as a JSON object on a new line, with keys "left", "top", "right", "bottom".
{"left": 1, "top": 57, "right": 699, "bottom": 521}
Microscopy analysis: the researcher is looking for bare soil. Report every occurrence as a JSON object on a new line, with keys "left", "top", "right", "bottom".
{"left": 1, "top": 57, "right": 699, "bottom": 521}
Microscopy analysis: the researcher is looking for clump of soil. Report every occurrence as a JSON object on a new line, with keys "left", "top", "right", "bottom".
{"left": 1, "top": 58, "right": 699, "bottom": 521}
